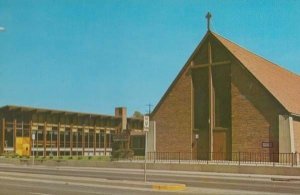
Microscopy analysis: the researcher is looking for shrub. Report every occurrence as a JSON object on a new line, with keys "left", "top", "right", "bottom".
{"left": 111, "top": 149, "right": 134, "bottom": 160}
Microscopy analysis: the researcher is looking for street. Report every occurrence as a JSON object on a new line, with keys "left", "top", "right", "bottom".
{"left": 0, "top": 164, "right": 299, "bottom": 194}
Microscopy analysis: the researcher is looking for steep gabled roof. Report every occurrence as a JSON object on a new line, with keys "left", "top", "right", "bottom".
{"left": 151, "top": 31, "right": 211, "bottom": 116}
{"left": 211, "top": 32, "right": 300, "bottom": 115}
{"left": 152, "top": 31, "right": 300, "bottom": 116}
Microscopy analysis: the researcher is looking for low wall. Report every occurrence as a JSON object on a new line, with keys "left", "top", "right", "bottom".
{"left": 1, "top": 157, "right": 300, "bottom": 176}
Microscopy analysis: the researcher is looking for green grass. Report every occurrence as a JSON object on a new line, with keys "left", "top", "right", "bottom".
{"left": 1, "top": 154, "right": 111, "bottom": 162}
{"left": 26, "top": 155, "right": 111, "bottom": 161}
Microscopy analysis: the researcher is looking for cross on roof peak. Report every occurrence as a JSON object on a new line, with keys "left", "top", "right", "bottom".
{"left": 206, "top": 12, "right": 212, "bottom": 31}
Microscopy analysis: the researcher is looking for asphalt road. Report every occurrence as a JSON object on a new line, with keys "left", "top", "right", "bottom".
{"left": 0, "top": 176, "right": 178, "bottom": 195}
{"left": 0, "top": 164, "right": 299, "bottom": 194}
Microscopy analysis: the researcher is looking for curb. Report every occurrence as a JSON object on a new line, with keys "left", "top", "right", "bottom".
{"left": 271, "top": 177, "right": 300, "bottom": 182}
{"left": 152, "top": 183, "right": 186, "bottom": 191}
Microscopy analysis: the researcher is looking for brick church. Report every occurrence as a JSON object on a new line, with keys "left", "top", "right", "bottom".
{"left": 152, "top": 13, "right": 300, "bottom": 160}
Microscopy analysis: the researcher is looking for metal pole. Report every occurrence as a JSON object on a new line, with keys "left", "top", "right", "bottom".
{"left": 76, "top": 132, "right": 78, "bottom": 157}
{"left": 144, "top": 131, "right": 148, "bottom": 182}
{"left": 32, "top": 133, "right": 35, "bottom": 166}
{"left": 50, "top": 131, "right": 53, "bottom": 156}
{"left": 143, "top": 107, "right": 151, "bottom": 183}
{"left": 292, "top": 153, "right": 294, "bottom": 167}
{"left": 88, "top": 131, "right": 90, "bottom": 156}
{"left": 64, "top": 131, "right": 66, "bottom": 156}
{"left": 37, "top": 131, "right": 39, "bottom": 156}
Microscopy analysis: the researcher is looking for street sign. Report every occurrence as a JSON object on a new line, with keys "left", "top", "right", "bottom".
{"left": 144, "top": 116, "right": 149, "bottom": 132}
{"left": 113, "top": 133, "right": 129, "bottom": 142}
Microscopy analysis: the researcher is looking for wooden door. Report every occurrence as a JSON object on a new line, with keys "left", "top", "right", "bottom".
{"left": 213, "top": 131, "right": 227, "bottom": 160}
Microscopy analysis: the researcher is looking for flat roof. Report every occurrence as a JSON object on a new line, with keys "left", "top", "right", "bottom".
{"left": 0, "top": 105, "right": 143, "bottom": 121}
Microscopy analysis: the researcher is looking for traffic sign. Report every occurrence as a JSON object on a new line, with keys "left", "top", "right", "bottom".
{"left": 144, "top": 116, "right": 149, "bottom": 132}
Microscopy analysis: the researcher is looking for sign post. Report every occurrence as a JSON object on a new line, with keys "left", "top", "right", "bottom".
{"left": 143, "top": 115, "right": 149, "bottom": 182}
{"left": 32, "top": 133, "right": 35, "bottom": 166}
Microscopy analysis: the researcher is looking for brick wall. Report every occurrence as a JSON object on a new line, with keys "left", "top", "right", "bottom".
{"left": 293, "top": 118, "right": 300, "bottom": 153}
{"left": 231, "top": 62, "right": 285, "bottom": 153}
{"left": 152, "top": 68, "right": 192, "bottom": 153}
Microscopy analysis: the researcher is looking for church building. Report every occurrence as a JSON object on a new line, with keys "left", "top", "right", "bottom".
{"left": 152, "top": 13, "right": 300, "bottom": 161}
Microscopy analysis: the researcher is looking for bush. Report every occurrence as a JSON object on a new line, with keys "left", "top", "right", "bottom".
{"left": 6, "top": 152, "right": 19, "bottom": 158}
{"left": 111, "top": 149, "right": 134, "bottom": 160}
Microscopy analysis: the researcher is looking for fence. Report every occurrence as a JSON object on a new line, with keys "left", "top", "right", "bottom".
{"left": 128, "top": 152, "right": 299, "bottom": 167}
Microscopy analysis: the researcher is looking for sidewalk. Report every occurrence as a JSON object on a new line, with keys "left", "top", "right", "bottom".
{"left": 1, "top": 163, "right": 300, "bottom": 181}
{"left": 1, "top": 156, "right": 300, "bottom": 177}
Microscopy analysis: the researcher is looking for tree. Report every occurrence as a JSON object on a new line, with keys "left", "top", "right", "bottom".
{"left": 132, "top": 111, "right": 143, "bottom": 119}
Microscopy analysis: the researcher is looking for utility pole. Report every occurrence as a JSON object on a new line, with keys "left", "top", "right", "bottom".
{"left": 146, "top": 104, "right": 153, "bottom": 116}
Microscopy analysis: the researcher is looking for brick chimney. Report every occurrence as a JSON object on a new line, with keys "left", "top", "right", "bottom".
{"left": 115, "top": 107, "right": 127, "bottom": 130}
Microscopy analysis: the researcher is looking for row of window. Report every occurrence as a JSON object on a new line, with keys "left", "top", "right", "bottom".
{"left": 4, "top": 128, "right": 114, "bottom": 148}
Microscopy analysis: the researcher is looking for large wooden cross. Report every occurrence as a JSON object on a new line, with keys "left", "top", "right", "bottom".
{"left": 190, "top": 33, "right": 231, "bottom": 160}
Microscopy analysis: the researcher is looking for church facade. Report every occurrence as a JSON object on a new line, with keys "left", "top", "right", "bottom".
{"left": 152, "top": 30, "right": 300, "bottom": 161}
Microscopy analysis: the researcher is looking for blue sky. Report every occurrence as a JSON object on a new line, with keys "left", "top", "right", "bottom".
{"left": 0, "top": 0, "right": 299, "bottom": 116}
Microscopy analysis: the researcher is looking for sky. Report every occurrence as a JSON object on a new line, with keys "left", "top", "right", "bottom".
{"left": 0, "top": 0, "right": 300, "bottom": 116}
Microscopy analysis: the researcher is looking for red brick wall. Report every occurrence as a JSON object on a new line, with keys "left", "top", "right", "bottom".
{"left": 231, "top": 62, "right": 285, "bottom": 153}
{"left": 293, "top": 119, "right": 300, "bottom": 153}
{"left": 152, "top": 68, "right": 192, "bottom": 153}
{"left": 152, "top": 44, "right": 287, "bottom": 156}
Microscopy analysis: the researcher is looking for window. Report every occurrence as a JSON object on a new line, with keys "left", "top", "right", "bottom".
{"left": 212, "top": 65, "right": 231, "bottom": 128}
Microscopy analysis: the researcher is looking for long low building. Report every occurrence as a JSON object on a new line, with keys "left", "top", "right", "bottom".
{"left": 0, "top": 105, "right": 144, "bottom": 157}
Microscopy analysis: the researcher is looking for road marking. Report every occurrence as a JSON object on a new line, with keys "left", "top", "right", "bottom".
{"left": 152, "top": 183, "right": 186, "bottom": 191}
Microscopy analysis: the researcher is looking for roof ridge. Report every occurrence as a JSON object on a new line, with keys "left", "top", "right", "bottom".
{"left": 211, "top": 31, "right": 300, "bottom": 78}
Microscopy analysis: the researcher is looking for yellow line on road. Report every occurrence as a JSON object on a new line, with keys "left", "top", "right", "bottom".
{"left": 152, "top": 183, "right": 186, "bottom": 191}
